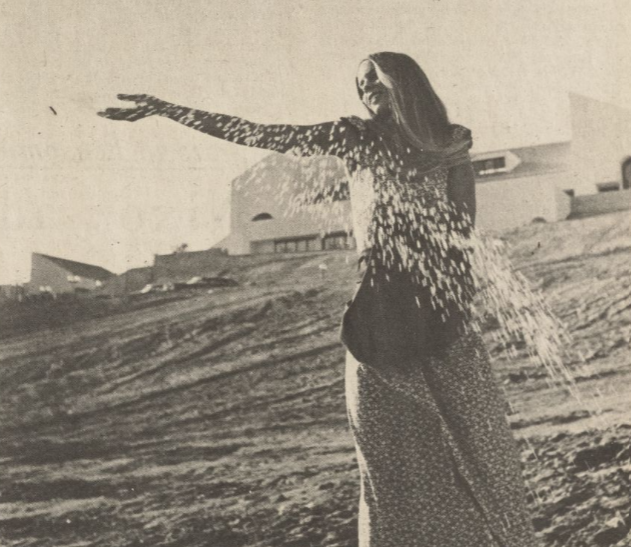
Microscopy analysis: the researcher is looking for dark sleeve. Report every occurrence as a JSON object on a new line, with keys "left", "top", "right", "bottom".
{"left": 446, "top": 161, "right": 476, "bottom": 229}
{"left": 161, "top": 106, "right": 369, "bottom": 159}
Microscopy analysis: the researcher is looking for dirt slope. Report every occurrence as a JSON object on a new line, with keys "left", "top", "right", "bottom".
{"left": 1, "top": 211, "right": 630, "bottom": 547}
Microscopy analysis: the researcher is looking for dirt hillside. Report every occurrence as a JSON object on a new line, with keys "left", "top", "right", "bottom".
{"left": 1, "top": 211, "right": 630, "bottom": 547}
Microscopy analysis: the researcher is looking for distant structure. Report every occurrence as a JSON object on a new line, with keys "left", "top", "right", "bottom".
{"left": 474, "top": 93, "right": 631, "bottom": 228}
{"left": 101, "top": 249, "right": 231, "bottom": 296}
{"left": 0, "top": 284, "right": 26, "bottom": 302}
{"left": 152, "top": 248, "right": 229, "bottom": 284}
{"left": 27, "top": 253, "right": 114, "bottom": 296}
{"left": 218, "top": 155, "right": 353, "bottom": 255}
{"left": 218, "top": 93, "right": 631, "bottom": 254}
{"left": 101, "top": 266, "right": 154, "bottom": 296}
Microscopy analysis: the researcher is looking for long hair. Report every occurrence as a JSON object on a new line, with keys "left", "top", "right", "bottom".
{"left": 357, "top": 52, "right": 452, "bottom": 151}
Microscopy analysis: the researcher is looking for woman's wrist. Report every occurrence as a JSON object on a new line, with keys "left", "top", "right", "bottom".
{"left": 157, "top": 101, "right": 178, "bottom": 118}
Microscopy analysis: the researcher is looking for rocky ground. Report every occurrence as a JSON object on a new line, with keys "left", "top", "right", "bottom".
{"left": 0, "top": 211, "right": 630, "bottom": 547}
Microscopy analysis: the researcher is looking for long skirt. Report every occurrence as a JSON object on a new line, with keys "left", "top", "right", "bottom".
{"left": 345, "top": 332, "right": 539, "bottom": 547}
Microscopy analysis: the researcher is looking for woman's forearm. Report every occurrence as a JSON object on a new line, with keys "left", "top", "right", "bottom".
{"left": 158, "top": 102, "right": 354, "bottom": 157}
{"left": 158, "top": 104, "right": 279, "bottom": 149}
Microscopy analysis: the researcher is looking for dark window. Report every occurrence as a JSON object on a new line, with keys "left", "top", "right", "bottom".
{"left": 473, "top": 156, "right": 506, "bottom": 176}
{"left": 274, "top": 236, "right": 320, "bottom": 253}
{"left": 323, "top": 232, "right": 356, "bottom": 250}
{"left": 250, "top": 240, "right": 275, "bottom": 254}
{"left": 306, "top": 238, "right": 321, "bottom": 252}
{"left": 252, "top": 213, "right": 273, "bottom": 221}
{"left": 597, "top": 182, "right": 620, "bottom": 193}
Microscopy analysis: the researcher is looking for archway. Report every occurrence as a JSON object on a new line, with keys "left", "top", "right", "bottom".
{"left": 251, "top": 213, "right": 273, "bottom": 221}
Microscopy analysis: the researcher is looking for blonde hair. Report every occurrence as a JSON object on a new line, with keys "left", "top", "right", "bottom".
{"left": 358, "top": 52, "right": 452, "bottom": 152}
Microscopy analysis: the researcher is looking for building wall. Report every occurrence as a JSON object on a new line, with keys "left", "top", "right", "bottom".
{"left": 226, "top": 96, "right": 631, "bottom": 250}
{"left": 230, "top": 157, "right": 576, "bottom": 246}
{"left": 229, "top": 153, "right": 350, "bottom": 255}
{"left": 475, "top": 174, "right": 571, "bottom": 232}
{"left": 28, "top": 254, "right": 101, "bottom": 295}
{"left": 568, "top": 94, "right": 631, "bottom": 195}
{"left": 153, "top": 249, "right": 230, "bottom": 283}
{"left": 0, "top": 285, "right": 25, "bottom": 302}
{"left": 102, "top": 266, "right": 154, "bottom": 296}
{"left": 570, "top": 189, "right": 631, "bottom": 218}
{"left": 555, "top": 184, "right": 573, "bottom": 222}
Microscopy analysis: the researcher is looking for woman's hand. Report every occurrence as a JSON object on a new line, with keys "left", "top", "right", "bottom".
{"left": 97, "top": 96, "right": 360, "bottom": 158}
{"left": 98, "top": 94, "right": 169, "bottom": 122}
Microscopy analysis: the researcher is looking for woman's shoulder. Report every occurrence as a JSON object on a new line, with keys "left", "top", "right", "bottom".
{"left": 336, "top": 116, "right": 380, "bottom": 167}
{"left": 339, "top": 115, "right": 368, "bottom": 129}
{"left": 338, "top": 116, "right": 379, "bottom": 138}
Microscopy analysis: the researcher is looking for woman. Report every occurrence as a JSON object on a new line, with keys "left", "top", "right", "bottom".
{"left": 99, "top": 52, "right": 538, "bottom": 547}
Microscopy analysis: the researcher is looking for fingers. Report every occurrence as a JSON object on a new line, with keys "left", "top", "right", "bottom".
{"left": 98, "top": 94, "right": 162, "bottom": 121}
{"left": 97, "top": 107, "right": 146, "bottom": 121}
{"left": 117, "top": 93, "right": 150, "bottom": 103}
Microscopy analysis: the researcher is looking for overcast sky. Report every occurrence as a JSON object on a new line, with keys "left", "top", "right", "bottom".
{"left": 1, "top": 0, "right": 629, "bottom": 283}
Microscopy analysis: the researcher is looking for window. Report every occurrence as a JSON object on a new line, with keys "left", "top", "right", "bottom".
{"left": 473, "top": 156, "right": 506, "bottom": 176}
{"left": 273, "top": 236, "right": 320, "bottom": 253}
{"left": 252, "top": 213, "right": 273, "bottom": 221}
{"left": 306, "top": 238, "right": 321, "bottom": 252}
{"left": 597, "top": 182, "right": 620, "bottom": 193}
{"left": 250, "top": 240, "right": 275, "bottom": 254}
{"left": 323, "top": 232, "right": 355, "bottom": 250}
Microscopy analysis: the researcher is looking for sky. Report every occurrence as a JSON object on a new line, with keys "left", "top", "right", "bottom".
{"left": 1, "top": 0, "right": 630, "bottom": 283}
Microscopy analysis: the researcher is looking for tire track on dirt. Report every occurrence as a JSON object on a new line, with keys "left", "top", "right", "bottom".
{"left": 5, "top": 342, "right": 341, "bottom": 433}
{"left": 175, "top": 377, "right": 346, "bottom": 426}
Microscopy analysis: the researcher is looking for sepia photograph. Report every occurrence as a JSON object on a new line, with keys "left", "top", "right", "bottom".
{"left": 1, "top": 1, "right": 630, "bottom": 546}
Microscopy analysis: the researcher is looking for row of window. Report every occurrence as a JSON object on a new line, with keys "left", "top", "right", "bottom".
{"left": 274, "top": 238, "right": 321, "bottom": 253}
{"left": 251, "top": 233, "right": 355, "bottom": 254}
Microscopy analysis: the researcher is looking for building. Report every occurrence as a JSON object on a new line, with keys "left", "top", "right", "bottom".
{"left": 221, "top": 154, "right": 354, "bottom": 255}
{"left": 472, "top": 141, "right": 574, "bottom": 231}
{"left": 27, "top": 253, "right": 114, "bottom": 296}
{"left": 0, "top": 284, "right": 26, "bottom": 302}
{"left": 101, "top": 266, "right": 154, "bottom": 296}
{"left": 152, "top": 248, "right": 229, "bottom": 284}
{"left": 220, "top": 93, "right": 631, "bottom": 253}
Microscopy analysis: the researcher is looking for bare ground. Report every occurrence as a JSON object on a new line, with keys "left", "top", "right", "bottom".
{"left": 1, "top": 211, "right": 630, "bottom": 547}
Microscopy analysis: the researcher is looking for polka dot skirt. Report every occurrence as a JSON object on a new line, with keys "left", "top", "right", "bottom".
{"left": 345, "top": 332, "right": 539, "bottom": 547}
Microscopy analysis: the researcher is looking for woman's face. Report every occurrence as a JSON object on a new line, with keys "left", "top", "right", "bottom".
{"left": 357, "top": 60, "right": 391, "bottom": 117}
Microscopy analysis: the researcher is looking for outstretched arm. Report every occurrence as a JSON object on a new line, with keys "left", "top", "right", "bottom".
{"left": 98, "top": 94, "right": 363, "bottom": 158}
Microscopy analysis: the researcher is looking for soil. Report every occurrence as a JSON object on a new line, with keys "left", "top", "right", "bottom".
{"left": 1, "top": 211, "right": 630, "bottom": 547}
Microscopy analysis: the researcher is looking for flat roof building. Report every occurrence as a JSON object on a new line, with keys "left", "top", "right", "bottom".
{"left": 218, "top": 94, "right": 631, "bottom": 254}
{"left": 28, "top": 253, "right": 113, "bottom": 296}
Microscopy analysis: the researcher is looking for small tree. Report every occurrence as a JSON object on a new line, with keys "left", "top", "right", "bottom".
{"left": 173, "top": 243, "right": 188, "bottom": 254}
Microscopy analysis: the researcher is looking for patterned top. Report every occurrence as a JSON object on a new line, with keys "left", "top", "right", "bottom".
{"left": 347, "top": 164, "right": 450, "bottom": 255}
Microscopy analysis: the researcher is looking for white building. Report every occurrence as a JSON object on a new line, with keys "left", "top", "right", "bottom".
{"left": 219, "top": 93, "right": 631, "bottom": 254}
{"left": 27, "top": 253, "right": 113, "bottom": 295}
